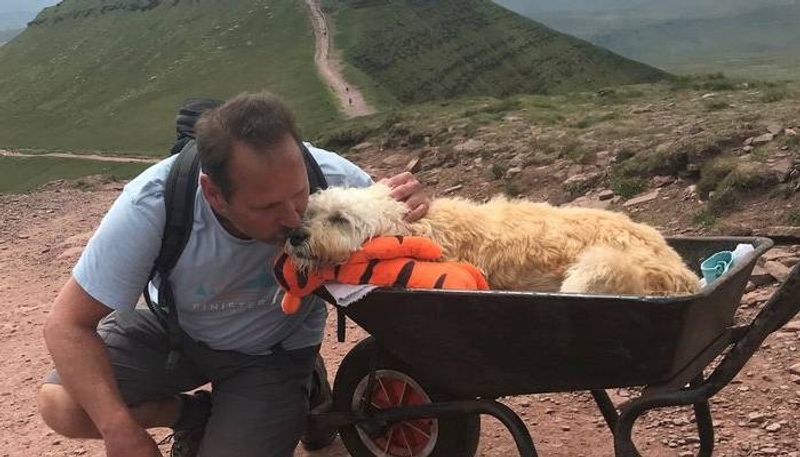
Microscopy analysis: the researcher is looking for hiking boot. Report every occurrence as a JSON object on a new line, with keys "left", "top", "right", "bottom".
{"left": 162, "top": 427, "right": 206, "bottom": 457}
{"left": 160, "top": 390, "right": 212, "bottom": 457}
{"left": 301, "top": 355, "right": 337, "bottom": 451}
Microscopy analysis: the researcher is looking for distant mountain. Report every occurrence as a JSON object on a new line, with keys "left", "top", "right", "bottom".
{"left": 494, "top": 0, "right": 800, "bottom": 79}
{"left": 0, "top": 28, "right": 22, "bottom": 45}
{"left": 0, "top": 0, "right": 59, "bottom": 29}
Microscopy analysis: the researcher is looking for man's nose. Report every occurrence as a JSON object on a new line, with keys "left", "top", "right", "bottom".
{"left": 277, "top": 202, "right": 303, "bottom": 228}
{"left": 287, "top": 228, "right": 309, "bottom": 247}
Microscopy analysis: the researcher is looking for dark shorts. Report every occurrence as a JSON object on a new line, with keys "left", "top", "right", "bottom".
{"left": 45, "top": 308, "right": 319, "bottom": 457}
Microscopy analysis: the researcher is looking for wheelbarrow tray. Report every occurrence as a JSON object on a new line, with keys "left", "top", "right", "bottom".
{"left": 340, "top": 236, "right": 772, "bottom": 399}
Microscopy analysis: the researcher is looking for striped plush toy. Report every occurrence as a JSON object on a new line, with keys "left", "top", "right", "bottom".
{"left": 274, "top": 236, "right": 489, "bottom": 314}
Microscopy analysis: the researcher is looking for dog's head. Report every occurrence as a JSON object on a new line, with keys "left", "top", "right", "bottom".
{"left": 284, "top": 184, "right": 410, "bottom": 270}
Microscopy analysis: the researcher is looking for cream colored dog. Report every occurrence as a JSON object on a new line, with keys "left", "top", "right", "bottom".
{"left": 285, "top": 184, "right": 700, "bottom": 295}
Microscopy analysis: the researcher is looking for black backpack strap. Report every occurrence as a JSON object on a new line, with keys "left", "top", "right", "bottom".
{"left": 143, "top": 140, "right": 200, "bottom": 371}
{"left": 300, "top": 142, "right": 328, "bottom": 192}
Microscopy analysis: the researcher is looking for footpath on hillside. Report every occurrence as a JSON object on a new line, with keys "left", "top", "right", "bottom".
{"left": 305, "top": 0, "right": 374, "bottom": 118}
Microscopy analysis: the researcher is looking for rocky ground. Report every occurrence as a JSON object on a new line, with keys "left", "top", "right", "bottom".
{"left": 2, "top": 80, "right": 800, "bottom": 456}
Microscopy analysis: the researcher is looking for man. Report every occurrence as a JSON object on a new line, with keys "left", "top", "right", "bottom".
{"left": 37, "top": 92, "right": 430, "bottom": 457}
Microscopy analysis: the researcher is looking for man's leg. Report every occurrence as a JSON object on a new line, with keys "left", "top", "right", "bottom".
{"left": 193, "top": 345, "right": 319, "bottom": 457}
{"left": 38, "top": 308, "right": 209, "bottom": 438}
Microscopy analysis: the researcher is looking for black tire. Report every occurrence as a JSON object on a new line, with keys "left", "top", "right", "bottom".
{"left": 333, "top": 337, "right": 481, "bottom": 457}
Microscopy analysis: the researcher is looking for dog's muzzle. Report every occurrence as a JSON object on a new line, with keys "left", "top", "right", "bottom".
{"left": 286, "top": 228, "right": 309, "bottom": 247}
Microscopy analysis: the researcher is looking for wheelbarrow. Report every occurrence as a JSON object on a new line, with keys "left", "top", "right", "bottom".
{"left": 308, "top": 236, "right": 800, "bottom": 457}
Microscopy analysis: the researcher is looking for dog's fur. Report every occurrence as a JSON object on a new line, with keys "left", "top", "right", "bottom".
{"left": 285, "top": 184, "right": 700, "bottom": 295}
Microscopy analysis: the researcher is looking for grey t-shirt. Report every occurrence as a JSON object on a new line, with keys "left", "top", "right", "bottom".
{"left": 73, "top": 144, "right": 372, "bottom": 355}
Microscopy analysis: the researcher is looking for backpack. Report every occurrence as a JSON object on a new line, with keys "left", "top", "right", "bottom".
{"left": 143, "top": 97, "right": 329, "bottom": 370}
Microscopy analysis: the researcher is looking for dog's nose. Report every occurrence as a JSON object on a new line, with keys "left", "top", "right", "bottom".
{"left": 287, "top": 228, "right": 309, "bottom": 247}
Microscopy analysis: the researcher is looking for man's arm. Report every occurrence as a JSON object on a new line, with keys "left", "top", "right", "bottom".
{"left": 44, "top": 278, "right": 161, "bottom": 456}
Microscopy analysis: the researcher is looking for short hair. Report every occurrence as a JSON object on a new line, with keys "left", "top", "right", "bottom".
{"left": 195, "top": 91, "right": 300, "bottom": 199}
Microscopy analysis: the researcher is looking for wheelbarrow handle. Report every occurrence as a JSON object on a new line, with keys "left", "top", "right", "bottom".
{"left": 702, "top": 258, "right": 800, "bottom": 395}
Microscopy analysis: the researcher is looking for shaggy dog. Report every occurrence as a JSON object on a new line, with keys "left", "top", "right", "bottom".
{"left": 285, "top": 184, "right": 700, "bottom": 295}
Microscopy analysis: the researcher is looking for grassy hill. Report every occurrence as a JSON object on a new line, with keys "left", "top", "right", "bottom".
{"left": 0, "top": 0, "right": 667, "bottom": 154}
{"left": 0, "top": 0, "right": 340, "bottom": 155}
{"left": 0, "top": 156, "right": 148, "bottom": 193}
{"left": 323, "top": 0, "right": 667, "bottom": 106}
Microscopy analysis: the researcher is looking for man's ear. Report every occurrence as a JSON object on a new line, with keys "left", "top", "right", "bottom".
{"left": 200, "top": 173, "right": 227, "bottom": 213}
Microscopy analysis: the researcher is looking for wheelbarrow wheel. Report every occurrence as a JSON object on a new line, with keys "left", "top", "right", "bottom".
{"left": 333, "top": 337, "right": 481, "bottom": 457}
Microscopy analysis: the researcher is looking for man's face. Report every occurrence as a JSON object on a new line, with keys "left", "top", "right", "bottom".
{"left": 201, "top": 135, "right": 310, "bottom": 244}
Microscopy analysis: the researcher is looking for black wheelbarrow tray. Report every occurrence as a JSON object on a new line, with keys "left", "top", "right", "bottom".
{"left": 309, "top": 236, "right": 800, "bottom": 457}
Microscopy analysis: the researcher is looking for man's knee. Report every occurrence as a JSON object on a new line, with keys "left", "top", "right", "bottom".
{"left": 37, "top": 384, "right": 98, "bottom": 439}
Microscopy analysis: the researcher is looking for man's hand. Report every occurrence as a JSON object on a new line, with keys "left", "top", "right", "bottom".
{"left": 379, "top": 172, "right": 431, "bottom": 222}
{"left": 104, "top": 421, "right": 162, "bottom": 457}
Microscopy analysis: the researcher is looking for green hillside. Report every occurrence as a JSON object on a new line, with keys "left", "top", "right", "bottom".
{"left": 0, "top": 0, "right": 339, "bottom": 155}
{"left": 0, "top": 156, "right": 148, "bottom": 194}
{"left": 323, "top": 0, "right": 667, "bottom": 105}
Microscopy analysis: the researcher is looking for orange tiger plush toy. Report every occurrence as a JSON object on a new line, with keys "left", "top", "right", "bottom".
{"left": 274, "top": 236, "right": 489, "bottom": 314}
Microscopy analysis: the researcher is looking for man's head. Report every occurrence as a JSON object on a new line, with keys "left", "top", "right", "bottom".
{"left": 196, "top": 92, "right": 309, "bottom": 244}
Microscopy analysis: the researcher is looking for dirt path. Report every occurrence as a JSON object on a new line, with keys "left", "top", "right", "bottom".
{"left": 305, "top": 0, "right": 375, "bottom": 118}
{"left": 0, "top": 149, "right": 158, "bottom": 163}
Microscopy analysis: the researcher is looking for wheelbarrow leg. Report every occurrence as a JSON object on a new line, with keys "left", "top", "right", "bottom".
{"left": 613, "top": 401, "right": 645, "bottom": 457}
{"left": 591, "top": 390, "right": 619, "bottom": 431}
{"left": 692, "top": 399, "right": 714, "bottom": 457}
{"left": 614, "top": 376, "right": 714, "bottom": 457}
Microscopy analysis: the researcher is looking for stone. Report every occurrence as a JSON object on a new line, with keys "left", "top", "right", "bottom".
{"left": 453, "top": 139, "right": 485, "bottom": 154}
{"left": 744, "top": 137, "right": 755, "bottom": 146}
{"left": 780, "top": 321, "right": 800, "bottom": 333}
{"left": 763, "top": 248, "right": 795, "bottom": 262}
{"left": 786, "top": 128, "right": 798, "bottom": 136}
{"left": 623, "top": 188, "right": 660, "bottom": 207}
{"left": 765, "top": 422, "right": 782, "bottom": 432}
{"left": 767, "top": 123, "right": 784, "bottom": 135}
{"left": 563, "top": 172, "right": 601, "bottom": 191}
{"left": 747, "top": 411, "right": 766, "bottom": 423}
{"left": 750, "top": 265, "right": 775, "bottom": 286}
{"left": 752, "top": 133, "right": 775, "bottom": 144}
{"left": 563, "top": 196, "right": 610, "bottom": 210}
{"left": 754, "top": 226, "right": 800, "bottom": 238}
{"left": 442, "top": 184, "right": 463, "bottom": 194}
{"left": 598, "top": 189, "right": 615, "bottom": 201}
{"left": 790, "top": 363, "right": 800, "bottom": 376}
{"left": 58, "top": 247, "right": 84, "bottom": 259}
{"left": 779, "top": 256, "right": 799, "bottom": 268}
{"left": 405, "top": 157, "right": 422, "bottom": 173}
{"left": 764, "top": 261, "right": 791, "bottom": 282}
{"left": 683, "top": 185, "right": 698, "bottom": 200}
{"left": 653, "top": 175, "right": 676, "bottom": 187}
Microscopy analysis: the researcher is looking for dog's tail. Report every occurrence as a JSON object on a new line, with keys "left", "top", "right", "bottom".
{"left": 560, "top": 246, "right": 700, "bottom": 296}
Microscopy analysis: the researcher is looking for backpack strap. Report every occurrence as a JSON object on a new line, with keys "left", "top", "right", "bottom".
{"left": 144, "top": 140, "right": 329, "bottom": 369}
{"left": 301, "top": 142, "right": 328, "bottom": 192}
{"left": 143, "top": 140, "right": 200, "bottom": 371}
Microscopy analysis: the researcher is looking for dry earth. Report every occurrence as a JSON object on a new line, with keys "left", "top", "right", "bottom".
{"left": 1, "top": 166, "right": 798, "bottom": 456}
